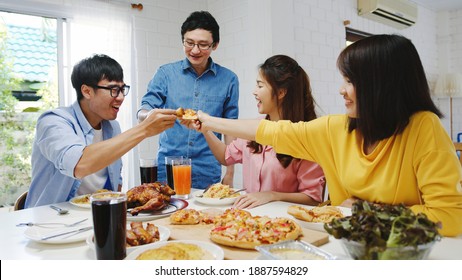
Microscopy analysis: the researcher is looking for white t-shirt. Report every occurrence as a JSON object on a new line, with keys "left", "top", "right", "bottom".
{"left": 77, "top": 129, "right": 108, "bottom": 195}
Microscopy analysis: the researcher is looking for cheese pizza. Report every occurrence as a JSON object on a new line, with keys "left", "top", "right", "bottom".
{"left": 287, "top": 205, "right": 344, "bottom": 223}
{"left": 170, "top": 209, "right": 203, "bottom": 225}
{"left": 209, "top": 209, "right": 302, "bottom": 249}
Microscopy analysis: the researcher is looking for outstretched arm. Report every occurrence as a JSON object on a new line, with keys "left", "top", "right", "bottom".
{"left": 203, "top": 130, "right": 227, "bottom": 165}
{"left": 195, "top": 110, "right": 260, "bottom": 141}
{"left": 74, "top": 109, "right": 177, "bottom": 178}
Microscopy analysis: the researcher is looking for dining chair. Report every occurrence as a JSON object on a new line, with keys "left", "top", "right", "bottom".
{"left": 454, "top": 142, "right": 462, "bottom": 167}
{"left": 13, "top": 191, "right": 28, "bottom": 211}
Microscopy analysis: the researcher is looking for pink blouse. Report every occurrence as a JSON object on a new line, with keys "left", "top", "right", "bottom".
{"left": 225, "top": 138, "right": 325, "bottom": 202}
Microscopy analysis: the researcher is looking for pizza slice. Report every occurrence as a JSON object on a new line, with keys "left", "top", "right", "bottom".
{"left": 287, "top": 205, "right": 344, "bottom": 223}
{"left": 170, "top": 209, "right": 203, "bottom": 225}
{"left": 176, "top": 107, "right": 198, "bottom": 120}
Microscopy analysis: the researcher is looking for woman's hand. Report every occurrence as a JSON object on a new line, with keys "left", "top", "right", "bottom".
{"left": 339, "top": 197, "right": 358, "bottom": 208}
{"left": 233, "top": 192, "right": 275, "bottom": 209}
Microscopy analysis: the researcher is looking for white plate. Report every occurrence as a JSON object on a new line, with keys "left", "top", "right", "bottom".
{"left": 294, "top": 206, "right": 351, "bottom": 232}
{"left": 87, "top": 224, "right": 170, "bottom": 254}
{"left": 127, "top": 198, "right": 188, "bottom": 222}
{"left": 23, "top": 217, "right": 93, "bottom": 244}
{"left": 193, "top": 190, "right": 243, "bottom": 206}
{"left": 125, "top": 240, "right": 224, "bottom": 260}
{"left": 69, "top": 194, "right": 92, "bottom": 209}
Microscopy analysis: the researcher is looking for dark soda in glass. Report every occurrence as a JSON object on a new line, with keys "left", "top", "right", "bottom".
{"left": 165, "top": 163, "right": 174, "bottom": 189}
{"left": 91, "top": 193, "right": 127, "bottom": 260}
{"left": 140, "top": 166, "right": 158, "bottom": 184}
{"left": 165, "top": 156, "right": 182, "bottom": 190}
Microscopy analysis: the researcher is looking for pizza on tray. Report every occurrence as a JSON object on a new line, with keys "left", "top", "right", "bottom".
{"left": 209, "top": 209, "right": 302, "bottom": 249}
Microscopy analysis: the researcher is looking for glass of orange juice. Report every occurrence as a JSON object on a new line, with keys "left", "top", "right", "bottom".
{"left": 172, "top": 157, "right": 192, "bottom": 199}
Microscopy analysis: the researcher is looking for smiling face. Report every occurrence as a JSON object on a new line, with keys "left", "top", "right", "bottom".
{"left": 340, "top": 76, "right": 357, "bottom": 118}
{"left": 253, "top": 71, "right": 281, "bottom": 121}
{"left": 80, "top": 79, "right": 125, "bottom": 129}
{"left": 183, "top": 29, "right": 217, "bottom": 75}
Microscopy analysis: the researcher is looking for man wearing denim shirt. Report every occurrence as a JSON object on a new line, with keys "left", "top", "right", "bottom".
{"left": 138, "top": 11, "right": 239, "bottom": 189}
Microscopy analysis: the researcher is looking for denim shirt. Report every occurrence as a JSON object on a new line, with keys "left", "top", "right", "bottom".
{"left": 139, "top": 58, "right": 239, "bottom": 189}
{"left": 25, "top": 101, "right": 123, "bottom": 208}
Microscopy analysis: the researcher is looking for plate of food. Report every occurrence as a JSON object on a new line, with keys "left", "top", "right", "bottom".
{"left": 23, "top": 217, "right": 93, "bottom": 244}
{"left": 287, "top": 205, "right": 350, "bottom": 232}
{"left": 125, "top": 240, "right": 224, "bottom": 260}
{"left": 87, "top": 221, "right": 170, "bottom": 254}
{"left": 194, "top": 183, "right": 244, "bottom": 206}
{"left": 69, "top": 189, "right": 113, "bottom": 209}
{"left": 127, "top": 198, "right": 188, "bottom": 222}
{"left": 126, "top": 182, "right": 185, "bottom": 221}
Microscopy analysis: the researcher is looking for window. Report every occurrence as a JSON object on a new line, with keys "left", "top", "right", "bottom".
{"left": 346, "top": 27, "right": 372, "bottom": 46}
{"left": 0, "top": 11, "right": 66, "bottom": 206}
{"left": 0, "top": 11, "right": 61, "bottom": 110}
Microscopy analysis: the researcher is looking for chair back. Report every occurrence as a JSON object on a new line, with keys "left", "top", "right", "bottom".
{"left": 455, "top": 142, "right": 462, "bottom": 167}
{"left": 14, "top": 191, "right": 28, "bottom": 211}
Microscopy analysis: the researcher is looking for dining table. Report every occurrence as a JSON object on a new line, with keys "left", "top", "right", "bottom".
{"left": 1, "top": 188, "right": 461, "bottom": 260}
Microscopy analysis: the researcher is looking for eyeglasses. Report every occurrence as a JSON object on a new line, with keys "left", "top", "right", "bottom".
{"left": 182, "top": 40, "right": 214, "bottom": 50}
{"left": 93, "top": 84, "right": 130, "bottom": 97}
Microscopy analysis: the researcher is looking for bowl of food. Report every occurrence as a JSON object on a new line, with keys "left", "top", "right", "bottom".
{"left": 339, "top": 238, "right": 437, "bottom": 260}
{"left": 324, "top": 200, "right": 441, "bottom": 260}
{"left": 256, "top": 240, "right": 337, "bottom": 260}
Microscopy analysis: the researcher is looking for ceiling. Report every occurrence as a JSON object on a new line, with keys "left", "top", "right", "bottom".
{"left": 411, "top": 0, "right": 462, "bottom": 11}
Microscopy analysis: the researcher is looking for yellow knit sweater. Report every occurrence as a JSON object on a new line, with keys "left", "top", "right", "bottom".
{"left": 257, "top": 111, "right": 462, "bottom": 237}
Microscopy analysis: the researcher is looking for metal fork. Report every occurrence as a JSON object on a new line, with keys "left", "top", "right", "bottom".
{"left": 219, "top": 188, "right": 246, "bottom": 199}
{"left": 16, "top": 218, "right": 88, "bottom": 227}
{"left": 195, "top": 184, "right": 215, "bottom": 198}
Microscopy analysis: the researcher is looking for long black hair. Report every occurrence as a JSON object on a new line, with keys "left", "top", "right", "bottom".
{"left": 248, "top": 55, "right": 317, "bottom": 167}
{"left": 337, "top": 34, "right": 442, "bottom": 147}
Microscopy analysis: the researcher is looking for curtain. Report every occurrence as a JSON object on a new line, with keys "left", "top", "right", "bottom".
{"left": 67, "top": 0, "right": 135, "bottom": 191}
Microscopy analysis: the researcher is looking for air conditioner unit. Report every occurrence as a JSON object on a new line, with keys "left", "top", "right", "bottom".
{"left": 357, "top": 0, "right": 417, "bottom": 29}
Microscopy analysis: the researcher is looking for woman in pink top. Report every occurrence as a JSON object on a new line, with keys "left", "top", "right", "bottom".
{"left": 191, "top": 55, "right": 325, "bottom": 209}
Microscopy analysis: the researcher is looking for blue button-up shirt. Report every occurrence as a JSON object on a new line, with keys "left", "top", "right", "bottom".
{"left": 139, "top": 58, "right": 239, "bottom": 189}
{"left": 25, "top": 101, "right": 123, "bottom": 208}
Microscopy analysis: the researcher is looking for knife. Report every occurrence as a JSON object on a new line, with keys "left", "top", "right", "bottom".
{"left": 41, "top": 226, "right": 93, "bottom": 240}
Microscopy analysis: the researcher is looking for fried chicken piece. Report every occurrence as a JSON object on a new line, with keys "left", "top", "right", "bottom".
{"left": 146, "top": 223, "right": 160, "bottom": 241}
{"left": 126, "top": 222, "right": 160, "bottom": 246}
{"left": 126, "top": 229, "right": 140, "bottom": 246}
{"left": 131, "top": 223, "right": 153, "bottom": 245}
{"left": 127, "top": 182, "right": 175, "bottom": 215}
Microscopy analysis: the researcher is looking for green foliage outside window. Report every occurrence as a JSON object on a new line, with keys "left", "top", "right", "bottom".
{"left": 0, "top": 26, "right": 57, "bottom": 206}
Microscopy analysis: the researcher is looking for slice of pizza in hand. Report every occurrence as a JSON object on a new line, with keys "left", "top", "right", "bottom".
{"left": 176, "top": 107, "right": 198, "bottom": 120}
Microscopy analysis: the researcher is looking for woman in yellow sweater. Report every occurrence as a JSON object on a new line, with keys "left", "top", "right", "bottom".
{"left": 192, "top": 34, "right": 462, "bottom": 237}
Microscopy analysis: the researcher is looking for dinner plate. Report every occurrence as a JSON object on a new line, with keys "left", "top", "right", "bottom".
{"left": 69, "top": 194, "right": 92, "bottom": 209}
{"left": 125, "top": 240, "right": 225, "bottom": 260}
{"left": 127, "top": 198, "right": 188, "bottom": 222}
{"left": 86, "top": 224, "right": 170, "bottom": 254}
{"left": 193, "top": 190, "right": 243, "bottom": 206}
{"left": 23, "top": 217, "right": 93, "bottom": 244}
{"left": 293, "top": 206, "right": 351, "bottom": 232}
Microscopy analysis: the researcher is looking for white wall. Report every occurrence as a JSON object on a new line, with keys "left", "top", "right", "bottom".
{"left": 2, "top": 0, "right": 462, "bottom": 188}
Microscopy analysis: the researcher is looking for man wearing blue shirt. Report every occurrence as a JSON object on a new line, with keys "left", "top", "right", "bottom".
{"left": 138, "top": 11, "right": 239, "bottom": 189}
{"left": 26, "top": 54, "right": 177, "bottom": 208}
